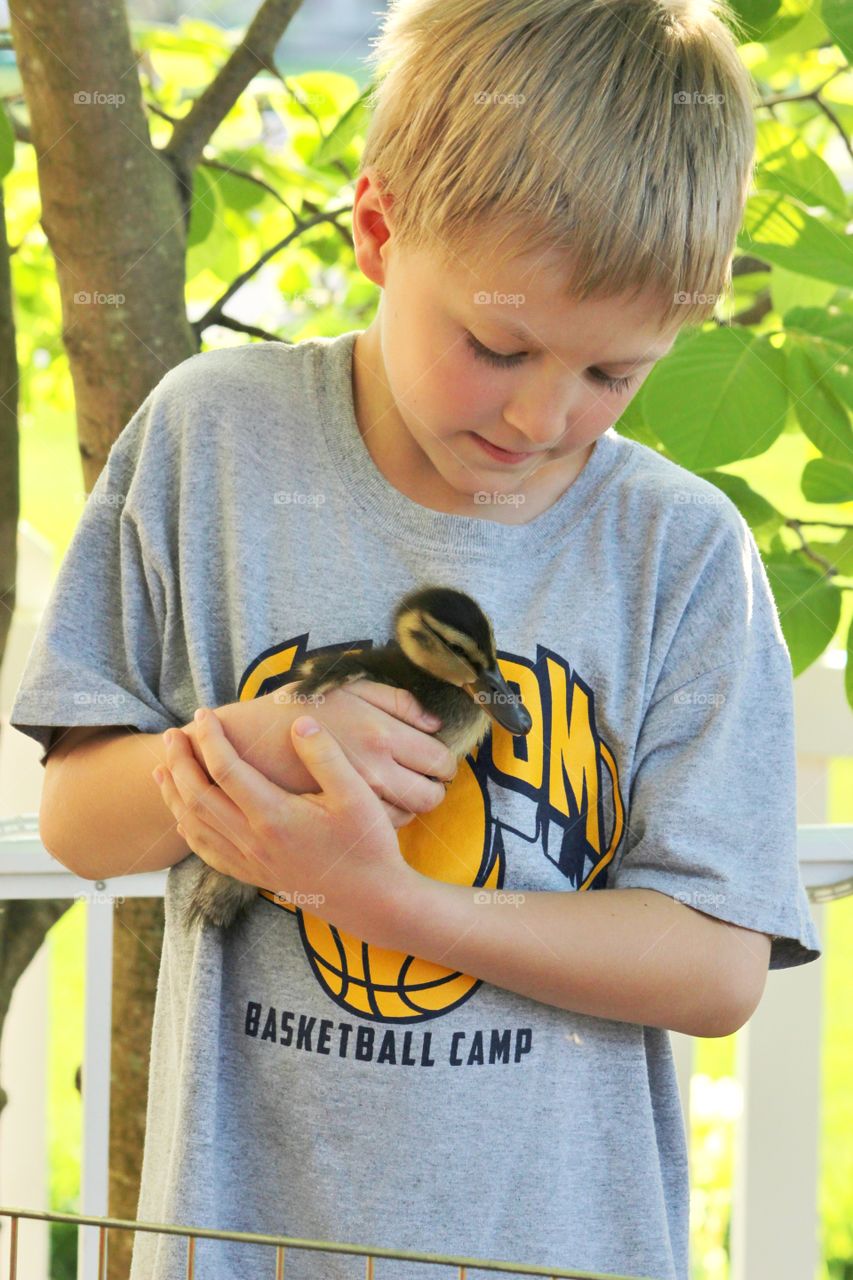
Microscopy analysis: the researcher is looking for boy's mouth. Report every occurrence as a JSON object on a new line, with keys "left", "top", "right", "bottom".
{"left": 471, "top": 433, "right": 536, "bottom": 464}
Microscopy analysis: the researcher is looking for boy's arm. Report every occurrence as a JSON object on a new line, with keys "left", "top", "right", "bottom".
{"left": 40, "top": 724, "right": 198, "bottom": 879}
{"left": 370, "top": 877, "right": 772, "bottom": 1039}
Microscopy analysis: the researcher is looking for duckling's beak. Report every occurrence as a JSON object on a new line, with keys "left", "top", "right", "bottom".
{"left": 467, "top": 667, "right": 533, "bottom": 735}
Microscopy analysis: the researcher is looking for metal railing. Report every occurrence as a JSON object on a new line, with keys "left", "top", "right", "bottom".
{"left": 1, "top": 817, "right": 851, "bottom": 1280}
{"left": 0, "top": 1205, "right": 654, "bottom": 1280}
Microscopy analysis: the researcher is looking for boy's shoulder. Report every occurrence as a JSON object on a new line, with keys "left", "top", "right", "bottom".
{"left": 614, "top": 432, "right": 750, "bottom": 546}
{"left": 140, "top": 337, "right": 326, "bottom": 460}
{"left": 154, "top": 338, "right": 312, "bottom": 405}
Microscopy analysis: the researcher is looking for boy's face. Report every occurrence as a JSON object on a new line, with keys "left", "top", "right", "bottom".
{"left": 351, "top": 170, "right": 681, "bottom": 520}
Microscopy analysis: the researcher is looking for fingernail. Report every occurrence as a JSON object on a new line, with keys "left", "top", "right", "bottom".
{"left": 295, "top": 717, "right": 321, "bottom": 736}
{"left": 152, "top": 767, "right": 164, "bottom": 784}
{"left": 194, "top": 708, "right": 206, "bottom": 723}
{"left": 422, "top": 712, "right": 442, "bottom": 728}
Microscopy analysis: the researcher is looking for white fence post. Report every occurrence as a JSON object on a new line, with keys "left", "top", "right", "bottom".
{"left": 730, "top": 656, "right": 851, "bottom": 1280}
{"left": 77, "top": 898, "right": 116, "bottom": 1280}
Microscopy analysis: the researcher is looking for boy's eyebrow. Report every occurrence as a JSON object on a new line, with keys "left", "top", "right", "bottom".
{"left": 483, "top": 315, "right": 673, "bottom": 364}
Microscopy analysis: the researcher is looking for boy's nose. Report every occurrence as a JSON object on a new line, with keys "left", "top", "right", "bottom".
{"left": 501, "top": 376, "right": 585, "bottom": 449}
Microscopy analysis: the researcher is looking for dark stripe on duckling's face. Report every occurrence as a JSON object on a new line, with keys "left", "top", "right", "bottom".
{"left": 399, "top": 618, "right": 479, "bottom": 686}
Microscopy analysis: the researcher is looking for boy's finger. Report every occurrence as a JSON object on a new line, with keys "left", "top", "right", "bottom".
{"left": 290, "top": 717, "right": 375, "bottom": 812}
{"left": 191, "top": 708, "right": 287, "bottom": 822}
{"left": 165, "top": 722, "right": 263, "bottom": 851}
{"left": 342, "top": 679, "right": 443, "bottom": 730}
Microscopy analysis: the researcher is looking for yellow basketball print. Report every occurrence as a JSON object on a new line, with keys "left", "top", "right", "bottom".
{"left": 257, "top": 747, "right": 501, "bottom": 1021}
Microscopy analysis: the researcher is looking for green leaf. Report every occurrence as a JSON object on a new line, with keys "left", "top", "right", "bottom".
{"left": 614, "top": 392, "right": 662, "bottom": 449}
{"left": 758, "top": 1, "right": 827, "bottom": 53}
{"left": 313, "top": 83, "right": 374, "bottom": 167}
{"left": 0, "top": 103, "right": 14, "bottom": 181}
{"left": 786, "top": 337, "right": 853, "bottom": 465}
{"left": 727, "top": 0, "right": 782, "bottom": 40}
{"left": 764, "top": 556, "right": 841, "bottom": 674}
{"left": 822, "top": 0, "right": 853, "bottom": 62}
{"left": 755, "top": 119, "right": 848, "bottom": 217}
{"left": 784, "top": 304, "right": 853, "bottom": 350}
{"left": 215, "top": 167, "right": 270, "bottom": 212}
{"left": 807, "top": 529, "right": 853, "bottom": 578}
{"left": 642, "top": 328, "right": 788, "bottom": 469}
{"left": 698, "top": 470, "right": 784, "bottom": 530}
{"left": 801, "top": 456, "right": 853, "bottom": 503}
{"left": 187, "top": 166, "right": 218, "bottom": 248}
{"left": 738, "top": 193, "right": 853, "bottom": 287}
{"left": 772, "top": 266, "right": 837, "bottom": 319}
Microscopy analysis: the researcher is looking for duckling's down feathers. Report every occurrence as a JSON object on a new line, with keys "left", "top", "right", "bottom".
{"left": 289, "top": 644, "right": 493, "bottom": 760}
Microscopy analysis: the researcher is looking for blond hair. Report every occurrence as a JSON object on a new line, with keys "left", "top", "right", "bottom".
{"left": 360, "top": 0, "right": 757, "bottom": 329}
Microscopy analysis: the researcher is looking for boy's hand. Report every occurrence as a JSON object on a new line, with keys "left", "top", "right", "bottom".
{"left": 193, "top": 680, "right": 456, "bottom": 828}
{"left": 155, "top": 708, "right": 421, "bottom": 938}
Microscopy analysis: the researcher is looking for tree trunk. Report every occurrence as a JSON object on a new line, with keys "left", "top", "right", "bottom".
{"left": 106, "top": 898, "right": 166, "bottom": 1280}
{"left": 8, "top": 0, "right": 197, "bottom": 490}
{"left": 5, "top": 2, "right": 304, "bottom": 1273}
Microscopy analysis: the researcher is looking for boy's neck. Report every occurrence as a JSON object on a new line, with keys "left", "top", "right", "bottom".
{"left": 350, "top": 328, "right": 595, "bottom": 527}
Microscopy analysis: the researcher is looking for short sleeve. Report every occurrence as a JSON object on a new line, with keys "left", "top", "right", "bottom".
{"left": 10, "top": 389, "right": 180, "bottom": 766}
{"left": 611, "top": 521, "right": 822, "bottom": 971}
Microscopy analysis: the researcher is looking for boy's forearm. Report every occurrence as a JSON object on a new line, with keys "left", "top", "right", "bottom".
{"left": 41, "top": 726, "right": 197, "bottom": 879}
{"left": 367, "top": 877, "right": 759, "bottom": 1039}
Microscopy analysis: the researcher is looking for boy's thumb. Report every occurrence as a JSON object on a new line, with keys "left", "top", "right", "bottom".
{"left": 293, "top": 716, "right": 322, "bottom": 739}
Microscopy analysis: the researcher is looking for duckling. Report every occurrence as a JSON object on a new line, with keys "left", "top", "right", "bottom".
{"left": 183, "top": 586, "right": 532, "bottom": 932}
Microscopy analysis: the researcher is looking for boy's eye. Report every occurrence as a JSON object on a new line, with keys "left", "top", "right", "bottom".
{"left": 465, "top": 331, "right": 639, "bottom": 395}
{"left": 465, "top": 331, "right": 526, "bottom": 368}
{"left": 589, "top": 368, "right": 640, "bottom": 396}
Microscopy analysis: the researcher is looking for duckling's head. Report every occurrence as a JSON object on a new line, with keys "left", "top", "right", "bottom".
{"left": 392, "top": 586, "right": 533, "bottom": 736}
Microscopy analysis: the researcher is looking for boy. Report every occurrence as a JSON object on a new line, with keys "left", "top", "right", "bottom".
{"left": 11, "top": 1, "right": 822, "bottom": 1278}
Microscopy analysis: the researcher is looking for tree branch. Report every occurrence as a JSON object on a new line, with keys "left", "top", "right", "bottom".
{"left": 728, "top": 288, "right": 773, "bottom": 327}
{"left": 193, "top": 313, "right": 289, "bottom": 343}
{"left": 194, "top": 203, "right": 352, "bottom": 332}
{"left": 758, "top": 69, "right": 853, "bottom": 164}
{"left": 163, "top": 0, "right": 305, "bottom": 173}
{"left": 732, "top": 254, "right": 771, "bottom": 277}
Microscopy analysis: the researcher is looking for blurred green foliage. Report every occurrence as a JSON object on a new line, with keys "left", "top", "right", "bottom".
{"left": 3, "top": 2, "right": 850, "bottom": 1276}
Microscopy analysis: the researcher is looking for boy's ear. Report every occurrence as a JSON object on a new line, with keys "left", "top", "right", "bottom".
{"left": 353, "top": 168, "right": 395, "bottom": 285}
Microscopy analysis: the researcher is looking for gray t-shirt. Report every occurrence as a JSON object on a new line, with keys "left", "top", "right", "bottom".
{"left": 11, "top": 329, "right": 822, "bottom": 1280}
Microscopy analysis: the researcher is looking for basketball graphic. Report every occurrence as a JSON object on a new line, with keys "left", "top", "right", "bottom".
{"left": 258, "top": 746, "right": 501, "bottom": 1020}
{"left": 244, "top": 634, "right": 624, "bottom": 1023}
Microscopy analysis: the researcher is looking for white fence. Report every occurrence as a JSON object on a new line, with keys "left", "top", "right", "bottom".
{"left": 1, "top": 525, "right": 852, "bottom": 1280}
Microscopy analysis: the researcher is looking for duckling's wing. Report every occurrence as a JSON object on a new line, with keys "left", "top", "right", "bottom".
{"left": 290, "top": 649, "right": 376, "bottom": 698}
{"left": 290, "top": 644, "right": 421, "bottom": 699}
